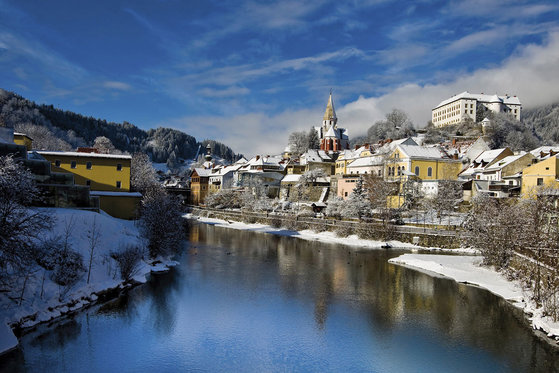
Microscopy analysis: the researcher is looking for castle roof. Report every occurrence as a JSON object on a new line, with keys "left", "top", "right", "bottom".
{"left": 434, "top": 91, "right": 521, "bottom": 109}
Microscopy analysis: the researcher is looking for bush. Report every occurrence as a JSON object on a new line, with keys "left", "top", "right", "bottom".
{"left": 111, "top": 245, "right": 143, "bottom": 281}
{"left": 269, "top": 216, "right": 282, "bottom": 228}
{"left": 334, "top": 224, "right": 353, "bottom": 237}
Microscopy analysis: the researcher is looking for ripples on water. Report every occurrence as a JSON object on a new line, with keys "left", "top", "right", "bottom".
{"left": 2, "top": 222, "right": 559, "bottom": 372}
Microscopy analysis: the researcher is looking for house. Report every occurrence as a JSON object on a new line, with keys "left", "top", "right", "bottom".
{"left": 236, "top": 155, "right": 286, "bottom": 198}
{"left": 13, "top": 132, "right": 33, "bottom": 150}
{"left": 458, "top": 148, "right": 514, "bottom": 180}
{"left": 190, "top": 168, "right": 211, "bottom": 205}
{"left": 385, "top": 144, "right": 463, "bottom": 201}
{"left": 38, "top": 150, "right": 140, "bottom": 219}
{"left": 521, "top": 155, "right": 559, "bottom": 196}
{"left": 432, "top": 91, "right": 521, "bottom": 127}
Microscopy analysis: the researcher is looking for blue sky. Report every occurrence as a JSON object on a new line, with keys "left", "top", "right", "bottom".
{"left": 1, "top": 0, "right": 559, "bottom": 155}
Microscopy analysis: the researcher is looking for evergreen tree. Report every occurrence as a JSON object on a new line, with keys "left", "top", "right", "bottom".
{"left": 308, "top": 127, "right": 320, "bottom": 149}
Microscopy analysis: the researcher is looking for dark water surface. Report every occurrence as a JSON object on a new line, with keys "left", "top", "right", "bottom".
{"left": 2, "top": 222, "right": 559, "bottom": 372}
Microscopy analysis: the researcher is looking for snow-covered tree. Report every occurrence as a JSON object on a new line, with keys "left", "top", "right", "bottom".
{"left": 325, "top": 197, "right": 345, "bottom": 219}
{"left": 288, "top": 131, "right": 309, "bottom": 156}
{"left": 431, "top": 180, "right": 462, "bottom": 225}
{"left": 139, "top": 186, "right": 184, "bottom": 258}
{"left": 93, "top": 136, "right": 117, "bottom": 154}
{"left": 0, "top": 156, "right": 51, "bottom": 284}
{"left": 341, "top": 177, "right": 371, "bottom": 220}
{"left": 307, "top": 127, "right": 320, "bottom": 150}
{"left": 131, "top": 152, "right": 158, "bottom": 194}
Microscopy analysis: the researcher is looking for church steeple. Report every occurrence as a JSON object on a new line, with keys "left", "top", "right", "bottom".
{"left": 323, "top": 90, "right": 337, "bottom": 122}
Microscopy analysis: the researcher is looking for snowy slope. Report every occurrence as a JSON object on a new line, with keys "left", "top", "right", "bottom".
{"left": 0, "top": 208, "right": 178, "bottom": 355}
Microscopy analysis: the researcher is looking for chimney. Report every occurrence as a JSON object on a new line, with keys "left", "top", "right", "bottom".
{"left": 387, "top": 138, "right": 392, "bottom": 143}
{"left": 354, "top": 145, "right": 359, "bottom": 150}
{"left": 256, "top": 155, "right": 260, "bottom": 161}
{"left": 452, "top": 138, "right": 457, "bottom": 146}
{"left": 453, "top": 153, "right": 458, "bottom": 160}
{"left": 364, "top": 143, "right": 370, "bottom": 149}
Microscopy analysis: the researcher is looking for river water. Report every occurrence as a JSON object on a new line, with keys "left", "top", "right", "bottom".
{"left": 2, "top": 222, "right": 559, "bottom": 372}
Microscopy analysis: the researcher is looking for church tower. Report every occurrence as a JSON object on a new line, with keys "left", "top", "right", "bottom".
{"left": 322, "top": 91, "right": 337, "bottom": 132}
{"left": 319, "top": 91, "right": 349, "bottom": 152}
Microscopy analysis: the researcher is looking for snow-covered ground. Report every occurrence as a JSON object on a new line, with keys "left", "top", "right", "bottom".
{"left": 186, "top": 213, "right": 478, "bottom": 254}
{"left": 0, "top": 208, "right": 178, "bottom": 355}
{"left": 389, "top": 253, "right": 559, "bottom": 342}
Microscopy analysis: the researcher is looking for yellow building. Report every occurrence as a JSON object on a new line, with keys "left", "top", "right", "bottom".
{"left": 38, "top": 151, "right": 131, "bottom": 191}
{"left": 13, "top": 132, "right": 33, "bottom": 151}
{"left": 38, "top": 150, "right": 140, "bottom": 219}
{"left": 385, "top": 145, "right": 462, "bottom": 182}
{"left": 521, "top": 155, "right": 559, "bottom": 196}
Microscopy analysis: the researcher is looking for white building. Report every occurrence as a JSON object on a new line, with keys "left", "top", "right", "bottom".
{"left": 432, "top": 91, "right": 521, "bottom": 127}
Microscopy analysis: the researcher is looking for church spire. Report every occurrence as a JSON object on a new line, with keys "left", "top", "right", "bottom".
{"left": 323, "top": 90, "right": 337, "bottom": 121}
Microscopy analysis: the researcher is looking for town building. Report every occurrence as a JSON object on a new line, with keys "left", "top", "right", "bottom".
{"left": 521, "top": 155, "right": 559, "bottom": 196}
{"left": 432, "top": 91, "right": 521, "bottom": 127}
{"left": 38, "top": 149, "right": 140, "bottom": 219}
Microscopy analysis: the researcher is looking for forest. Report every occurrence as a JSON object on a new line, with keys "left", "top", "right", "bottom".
{"left": 0, "top": 89, "right": 241, "bottom": 164}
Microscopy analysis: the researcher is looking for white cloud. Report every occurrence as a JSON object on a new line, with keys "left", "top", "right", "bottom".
{"left": 168, "top": 31, "right": 559, "bottom": 156}
{"left": 102, "top": 81, "right": 132, "bottom": 91}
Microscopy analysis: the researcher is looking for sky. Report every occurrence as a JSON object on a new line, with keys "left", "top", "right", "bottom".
{"left": 1, "top": 0, "right": 559, "bottom": 156}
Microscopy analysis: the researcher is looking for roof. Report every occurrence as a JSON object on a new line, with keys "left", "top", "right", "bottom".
{"left": 530, "top": 146, "right": 559, "bottom": 160}
{"left": 192, "top": 168, "right": 211, "bottom": 177}
{"left": 281, "top": 174, "right": 330, "bottom": 183}
{"left": 323, "top": 92, "right": 336, "bottom": 121}
{"left": 472, "top": 148, "right": 508, "bottom": 163}
{"left": 397, "top": 144, "right": 445, "bottom": 159}
{"left": 484, "top": 153, "right": 530, "bottom": 171}
{"left": 347, "top": 156, "right": 383, "bottom": 168}
{"left": 324, "top": 125, "right": 338, "bottom": 138}
{"left": 434, "top": 91, "right": 522, "bottom": 109}
{"left": 300, "top": 149, "right": 332, "bottom": 164}
{"left": 38, "top": 151, "right": 131, "bottom": 160}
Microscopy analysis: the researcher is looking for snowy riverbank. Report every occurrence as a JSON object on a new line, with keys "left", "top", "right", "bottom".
{"left": 389, "top": 254, "right": 559, "bottom": 342}
{"left": 186, "top": 213, "right": 478, "bottom": 254}
{"left": 0, "top": 208, "right": 178, "bottom": 356}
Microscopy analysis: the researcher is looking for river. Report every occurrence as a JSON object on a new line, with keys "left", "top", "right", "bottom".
{"left": 1, "top": 222, "right": 559, "bottom": 372}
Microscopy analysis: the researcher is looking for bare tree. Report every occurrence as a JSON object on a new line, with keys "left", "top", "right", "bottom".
{"left": 431, "top": 180, "right": 462, "bottom": 225}
{"left": 86, "top": 215, "right": 101, "bottom": 284}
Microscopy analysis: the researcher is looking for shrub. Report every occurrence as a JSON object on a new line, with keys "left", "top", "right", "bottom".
{"left": 111, "top": 245, "right": 144, "bottom": 281}
{"left": 334, "top": 224, "right": 353, "bottom": 238}
{"left": 269, "top": 216, "right": 282, "bottom": 228}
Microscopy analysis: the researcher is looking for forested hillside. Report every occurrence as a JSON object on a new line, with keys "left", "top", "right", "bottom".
{"left": 0, "top": 89, "right": 241, "bottom": 163}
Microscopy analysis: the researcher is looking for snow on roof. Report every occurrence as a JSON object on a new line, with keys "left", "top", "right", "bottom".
{"left": 397, "top": 144, "right": 445, "bottom": 159}
{"left": 193, "top": 168, "right": 211, "bottom": 177}
{"left": 484, "top": 153, "right": 528, "bottom": 171}
{"left": 347, "top": 156, "right": 384, "bottom": 168}
{"left": 472, "top": 148, "right": 508, "bottom": 163}
{"left": 324, "top": 126, "right": 338, "bottom": 138}
{"left": 38, "top": 151, "right": 131, "bottom": 160}
{"left": 301, "top": 149, "right": 332, "bottom": 164}
{"left": 90, "top": 191, "right": 142, "bottom": 197}
{"left": 530, "top": 146, "right": 559, "bottom": 160}
{"left": 235, "top": 156, "right": 248, "bottom": 164}
{"left": 282, "top": 174, "right": 329, "bottom": 183}
{"left": 434, "top": 91, "right": 522, "bottom": 109}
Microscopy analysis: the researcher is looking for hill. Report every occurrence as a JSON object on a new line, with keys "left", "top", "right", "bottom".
{"left": 0, "top": 89, "right": 241, "bottom": 164}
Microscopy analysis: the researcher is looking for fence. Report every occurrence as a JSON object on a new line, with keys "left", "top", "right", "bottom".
{"left": 188, "top": 206, "right": 462, "bottom": 249}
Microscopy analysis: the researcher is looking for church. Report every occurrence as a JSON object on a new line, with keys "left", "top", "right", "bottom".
{"left": 315, "top": 92, "right": 350, "bottom": 152}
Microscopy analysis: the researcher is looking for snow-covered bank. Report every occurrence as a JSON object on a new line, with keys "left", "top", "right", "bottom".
{"left": 186, "top": 213, "right": 478, "bottom": 254}
{"left": 389, "top": 254, "right": 559, "bottom": 342}
{"left": 0, "top": 208, "right": 178, "bottom": 356}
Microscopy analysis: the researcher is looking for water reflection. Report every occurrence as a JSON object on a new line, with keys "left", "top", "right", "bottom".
{"left": 2, "top": 222, "right": 559, "bottom": 372}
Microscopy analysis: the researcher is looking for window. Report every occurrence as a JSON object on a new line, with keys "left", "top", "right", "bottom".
{"left": 415, "top": 166, "right": 419, "bottom": 176}
{"left": 86, "top": 180, "right": 91, "bottom": 186}
{"left": 117, "top": 163, "right": 122, "bottom": 171}
{"left": 55, "top": 160, "right": 61, "bottom": 167}
{"left": 345, "top": 192, "right": 348, "bottom": 197}
{"left": 71, "top": 161, "right": 77, "bottom": 169}
{"left": 378, "top": 170, "right": 382, "bottom": 176}
{"left": 427, "top": 167, "right": 432, "bottom": 177}
{"left": 537, "top": 178, "right": 544, "bottom": 186}
{"left": 116, "top": 181, "right": 121, "bottom": 188}
{"left": 86, "top": 161, "right": 92, "bottom": 170}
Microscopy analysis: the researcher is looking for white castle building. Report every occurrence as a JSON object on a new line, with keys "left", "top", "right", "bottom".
{"left": 432, "top": 91, "right": 521, "bottom": 127}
